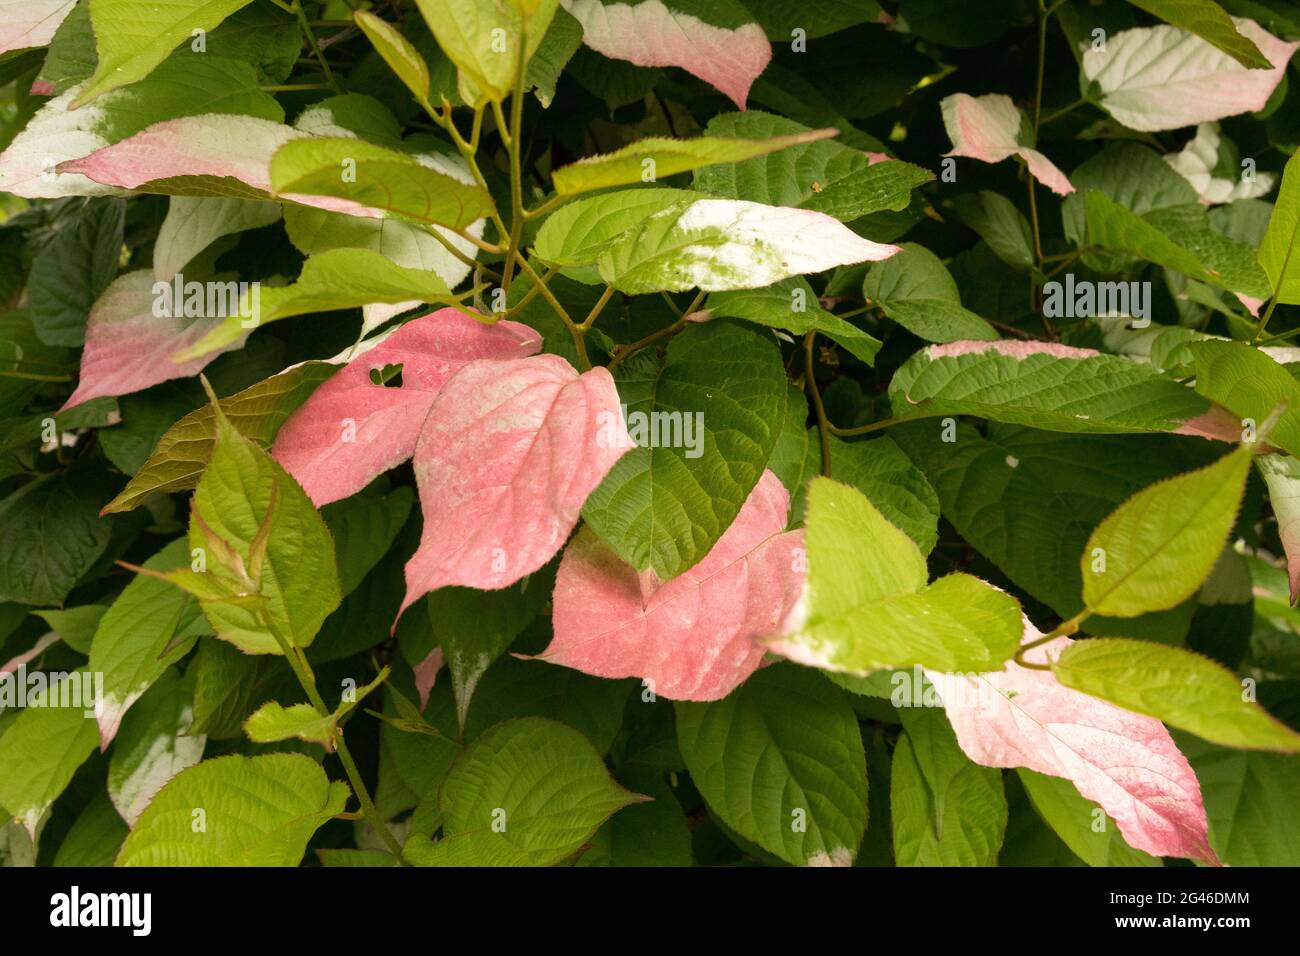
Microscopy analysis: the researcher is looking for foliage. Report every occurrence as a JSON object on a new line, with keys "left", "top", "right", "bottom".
{"left": 1, "top": 0, "right": 1300, "bottom": 869}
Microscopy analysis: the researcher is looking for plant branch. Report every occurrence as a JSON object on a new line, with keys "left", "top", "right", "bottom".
{"left": 804, "top": 333, "right": 833, "bottom": 477}
{"left": 1013, "top": 610, "right": 1089, "bottom": 670}
{"left": 500, "top": 30, "right": 530, "bottom": 293}
{"left": 291, "top": 0, "right": 341, "bottom": 94}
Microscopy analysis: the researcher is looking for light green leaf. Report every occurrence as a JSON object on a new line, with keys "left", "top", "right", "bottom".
{"left": 0, "top": 671, "right": 99, "bottom": 837}
{"left": 582, "top": 320, "right": 786, "bottom": 578}
{"left": 182, "top": 388, "right": 342, "bottom": 654}
{"left": 243, "top": 701, "right": 335, "bottom": 746}
{"left": 1125, "top": 0, "right": 1270, "bottom": 69}
{"left": 1082, "top": 444, "right": 1252, "bottom": 617}
{"left": 89, "top": 538, "right": 210, "bottom": 746}
{"left": 862, "top": 243, "right": 998, "bottom": 342}
{"left": 355, "top": 10, "right": 431, "bottom": 105}
{"left": 888, "top": 341, "right": 1217, "bottom": 436}
{"left": 532, "top": 187, "right": 697, "bottom": 282}
{"left": 405, "top": 717, "right": 642, "bottom": 866}
{"left": 153, "top": 196, "right": 280, "bottom": 281}
{"left": 553, "top": 127, "right": 836, "bottom": 196}
{"left": 1187, "top": 338, "right": 1300, "bottom": 458}
{"left": 706, "top": 277, "right": 881, "bottom": 364}
{"left": 33, "top": 605, "right": 107, "bottom": 655}
{"left": 116, "top": 753, "right": 349, "bottom": 866}
{"left": 1016, "top": 769, "right": 1159, "bottom": 866}
{"left": 175, "top": 249, "right": 458, "bottom": 361}
{"left": 52, "top": 794, "right": 129, "bottom": 867}
{"left": 74, "top": 0, "right": 255, "bottom": 107}
{"left": 269, "top": 138, "right": 494, "bottom": 231}
{"left": 526, "top": 5, "right": 581, "bottom": 106}
{"left": 1258, "top": 146, "right": 1300, "bottom": 304}
{"left": 767, "top": 478, "right": 1022, "bottom": 675}
{"left": 413, "top": 0, "right": 556, "bottom": 104}
{"left": 675, "top": 665, "right": 867, "bottom": 866}
{"left": 892, "top": 708, "right": 1006, "bottom": 866}
{"left": 103, "top": 362, "right": 337, "bottom": 514}
{"left": 1054, "top": 638, "right": 1300, "bottom": 751}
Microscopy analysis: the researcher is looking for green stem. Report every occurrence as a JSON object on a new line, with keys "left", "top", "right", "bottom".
{"left": 1254, "top": 296, "right": 1282, "bottom": 342}
{"left": 609, "top": 315, "right": 689, "bottom": 370}
{"left": 291, "top": 0, "right": 341, "bottom": 94}
{"left": 500, "top": 29, "right": 530, "bottom": 293}
{"left": 1040, "top": 98, "right": 1087, "bottom": 126}
{"left": 1014, "top": 610, "right": 1089, "bottom": 671}
{"left": 804, "top": 333, "right": 833, "bottom": 478}
{"left": 260, "top": 613, "right": 407, "bottom": 864}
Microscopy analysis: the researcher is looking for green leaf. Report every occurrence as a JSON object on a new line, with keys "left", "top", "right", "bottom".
{"left": 525, "top": 5, "right": 581, "bottom": 106}
{"left": 426, "top": 576, "right": 551, "bottom": 731}
{"left": 582, "top": 320, "right": 786, "bottom": 578}
{"left": 1126, "top": 0, "right": 1271, "bottom": 69}
{"left": 412, "top": 0, "right": 557, "bottom": 104}
{"left": 322, "top": 487, "right": 414, "bottom": 598}
{"left": 1082, "top": 445, "right": 1253, "bottom": 617}
{"left": 1187, "top": 339, "right": 1300, "bottom": 458}
{"left": 706, "top": 277, "right": 881, "bottom": 364}
{"left": 189, "top": 637, "right": 297, "bottom": 739}
{"left": 892, "top": 708, "right": 1007, "bottom": 866}
{"left": 533, "top": 187, "right": 697, "bottom": 283}
{"left": 181, "top": 388, "right": 342, "bottom": 654}
{"left": 769, "top": 477, "right": 1022, "bottom": 674}
{"left": 1054, "top": 638, "right": 1300, "bottom": 751}
{"left": 1175, "top": 732, "right": 1300, "bottom": 865}
{"left": 0, "top": 469, "right": 111, "bottom": 606}
{"left": 888, "top": 341, "right": 1217, "bottom": 435}
{"left": 950, "top": 191, "right": 1035, "bottom": 271}
{"left": 89, "top": 538, "right": 210, "bottom": 746}
{"left": 0, "top": 671, "right": 100, "bottom": 836}
{"left": 693, "top": 110, "right": 933, "bottom": 221}
{"left": 1016, "top": 769, "right": 1159, "bottom": 867}
{"left": 107, "top": 669, "right": 206, "bottom": 825}
{"left": 862, "top": 243, "right": 998, "bottom": 343}
{"left": 52, "top": 794, "right": 129, "bottom": 867}
{"left": 116, "top": 753, "right": 349, "bottom": 866}
{"left": 74, "top": 0, "right": 255, "bottom": 107}
{"left": 1084, "top": 191, "right": 1270, "bottom": 298}
{"left": 243, "top": 701, "right": 335, "bottom": 746}
{"left": 1258, "top": 146, "right": 1300, "bottom": 304}
{"left": 33, "top": 605, "right": 107, "bottom": 655}
{"left": 675, "top": 665, "right": 867, "bottom": 866}
{"left": 28, "top": 198, "right": 125, "bottom": 347}
{"left": 269, "top": 138, "right": 494, "bottom": 231}
{"left": 892, "top": 421, "right": 1215, "bottom": 632}
{"left": 103, "top": 362, "right": 337, "bottom": 514}
{"left": 355, "top": 10, "right": 431, "bottom": 105}
{"left": 174, "top": 249, "right": 458, "bottom": 361}
{"left": 552, "top": 127, "right": 837, "bottom": 196}
{"left": 405, "top": 717, "right": 642, "bottom": 866}
{"left": 824, "top": 435, "right": 940, "bottom": 554}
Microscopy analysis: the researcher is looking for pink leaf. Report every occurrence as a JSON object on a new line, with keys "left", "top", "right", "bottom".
{"left": 58, "top": 114, "right": 378, "bottom": 217}
{"left": 924, "top": 625, "right": 1220, "bottom": 865}
{"left": 273, "top": 308, "right": 542, "bottom": 506}
{"left": 60, "top": 271, "right": 244, "bottom": 411}
{"left": 940, "top": 93, "right": 1074, "bottom": 196}
{"left": 0, "top": 1, "right": 74, "bottom": 55}
{"left": 414, "top": 647, "right": 444, "bottom": 711}
{"left": 563, "top": 0, "right": 772, "bottom": 109}
{"left": 537, "top": 470, "right": 806, "bottom": 701}
{"left": 401, "top": 355, "right": 631, "bottom": 609}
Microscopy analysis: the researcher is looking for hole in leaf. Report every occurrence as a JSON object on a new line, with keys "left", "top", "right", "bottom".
{"left": 369, "top": 363, "right": 404, "bottom": 388}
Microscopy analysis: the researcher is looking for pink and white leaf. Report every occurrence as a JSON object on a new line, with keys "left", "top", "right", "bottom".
{"left": 538, "top": 470, "right": 806, "bottom": 701}
{"left": 60, "top": 271, "right": 245, "bottom": 411}
{"left": 272, "top": 307, "right": 541, "bottom": 506}
{"left": 1083, "top": 19, "right": 1298, "bottom": 133}
{"left": 400, "top": 355, "right": 631, "bottom": 607}
{"left": 940, "top": 93, "right": 1074, "bottom": 195}
{"left": 0, "top": 0, "right": 74, "bottom": 55}
{"left": 925, "top": 626, "right": 1219, "bottom": 865}
{"left": 562, "top": 0, "right": 771, "bottom": 109}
